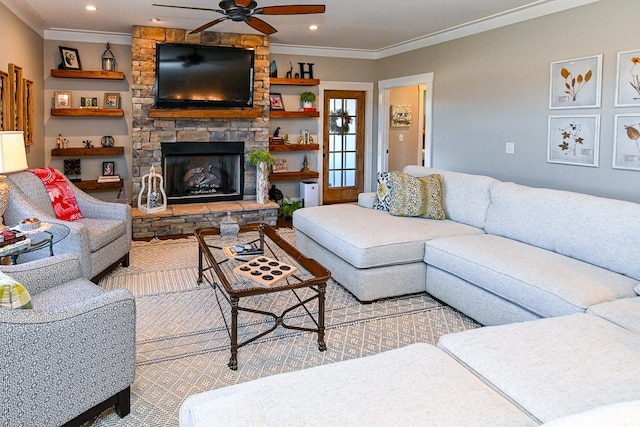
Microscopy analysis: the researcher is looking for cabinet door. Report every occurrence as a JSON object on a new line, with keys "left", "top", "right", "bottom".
{"left": 322, "top": 90, "right": 365, "bottom": 204}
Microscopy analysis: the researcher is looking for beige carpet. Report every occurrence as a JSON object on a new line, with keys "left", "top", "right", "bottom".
{"left": 91, "top": 230, "right": 480, "bottom": 426}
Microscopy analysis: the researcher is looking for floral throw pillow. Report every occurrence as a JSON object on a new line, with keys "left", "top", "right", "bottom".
{"left": 373, "top": 171, "right": 392, "bottom": 211}
{"left": 388, "top": 172, "right": 446, "bottom": 220}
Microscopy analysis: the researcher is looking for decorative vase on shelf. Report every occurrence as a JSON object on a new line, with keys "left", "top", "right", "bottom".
{"left": 256, "top": 161, "right": 269, "bottom": 204}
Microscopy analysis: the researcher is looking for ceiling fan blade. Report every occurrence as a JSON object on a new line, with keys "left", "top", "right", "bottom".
{"left": 190, "top": 17, "right": 229, "bottom": 34}
{"left": 246, "top": 16, "right": 277, "bottom": 35}
{"left": 258, "top": 5, "right": 326, "bottom": 15}
{"left": 152, "top": 4, "right": 224, "bottom": 13}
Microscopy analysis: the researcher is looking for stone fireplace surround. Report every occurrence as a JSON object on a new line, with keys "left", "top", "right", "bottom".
{"left": 130, "top": 26, "right": 276, "bottom": 238}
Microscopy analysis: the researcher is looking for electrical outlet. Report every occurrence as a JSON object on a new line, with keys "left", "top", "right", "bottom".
{"left": 505, "top": 142, "right": 515, "bottom": 154}
{"left": 399, "top": 134, "right": 404, "bottom": 142}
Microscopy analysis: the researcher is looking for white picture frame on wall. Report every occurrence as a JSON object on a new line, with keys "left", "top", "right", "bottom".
{"left": 612, "top": 114, "right": 640, "bottom": 170}
{"left": 549, "top": 54, "right": 602, "bottom": 109}
{"left": 547, "top": 115, "right": 600, "bottom": 167}
{"left": 614, "top": 49, "right": 640, "bottom": 107}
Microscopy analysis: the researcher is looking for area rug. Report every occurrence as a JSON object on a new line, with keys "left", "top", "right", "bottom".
{"left": 91, "top": 230, "right": 481, "bottom": 426}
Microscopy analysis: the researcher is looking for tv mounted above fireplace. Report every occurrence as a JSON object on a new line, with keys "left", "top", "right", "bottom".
{"left": 155, "top": 43, "right": 255, "bottom": 108}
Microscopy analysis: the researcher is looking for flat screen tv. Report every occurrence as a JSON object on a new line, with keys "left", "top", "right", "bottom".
{"left": 155, "top": 43, "right": 254, "bottom": 108}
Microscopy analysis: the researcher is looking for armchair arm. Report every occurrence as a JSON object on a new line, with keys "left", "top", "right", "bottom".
{"left": 0, "top": 289, "right": 136, "bottom": 426}
{"left": 73, "top": 184, "right": 132, "bottom": 222}
{"left": 0, "top": 253, "right": 82, "bottom": 295}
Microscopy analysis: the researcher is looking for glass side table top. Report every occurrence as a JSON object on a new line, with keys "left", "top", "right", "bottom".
{"left": 0, "top": 223, "right": 71, "bottom": 264}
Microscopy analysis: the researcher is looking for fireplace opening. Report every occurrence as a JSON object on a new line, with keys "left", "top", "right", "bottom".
{"left": 161, "top": 142, "right": 244, "bottom": 204}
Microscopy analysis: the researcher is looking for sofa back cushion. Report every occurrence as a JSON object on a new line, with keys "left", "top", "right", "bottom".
{"left": 485, "top": 181, "right": 640, "bottom": 280}
{"left": 402, "top": 166, "right": 499, "bottom": 229}
{"left": 7, "top": 171, "right": 57, "bottom": 217}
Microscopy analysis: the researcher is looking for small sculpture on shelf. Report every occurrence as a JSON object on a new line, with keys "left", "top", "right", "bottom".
{"left": 286, "top": 62, "right": 293, "bottom": 79}
{"left": 101, "top": 135, "right": 115, "bottom": 147}
{"left": 300, "top": 154, "right": 310, "bottom": 173}
{"left": 82, "top": 140, "right": 94, "bottom": 148}
{"left": 63, "top": 159, "right": 81, "bottom": 182}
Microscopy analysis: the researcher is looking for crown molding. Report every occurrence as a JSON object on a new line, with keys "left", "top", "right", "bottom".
{"left": 43, "top": 29, "right": 131, "bottom": 45}
{"left": 1, "top": 0, "right": 46, "bottom": 37}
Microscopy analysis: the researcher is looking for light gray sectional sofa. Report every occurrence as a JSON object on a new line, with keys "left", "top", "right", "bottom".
{"left": 294, "top": 165, "right": 640, "bottom": 325}
{"left": 179, "top": 166, "right": 640, "bottom": 426}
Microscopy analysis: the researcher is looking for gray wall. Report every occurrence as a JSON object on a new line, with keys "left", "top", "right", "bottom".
{"left": 376, "top": 0, "right": 640, "bottom": 203}
{"left": 0, "top": 2, "right": 44, "bottom": 168}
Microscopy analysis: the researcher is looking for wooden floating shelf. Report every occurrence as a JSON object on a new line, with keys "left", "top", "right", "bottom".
{"left": 270, "top": 78, "right": 319, "bottom": 86}
{"left": 51, "top": 147, "right": 124, "bottom": 156}
{"left": 148, "top": 109, "right": 263, "bottom": 119}
{"left": 269, "top": 171, "right": 319, "bottom": 181}
{"left": 51, "top": 69, "right": 125, "bottom": 80}
{"left": 51, "top": 108, "right": 124, "bottom": 117}
{"left": 73, "top": 180, "right": 123, "bottom": 191}
{"left": 270, "top": 110, "right": 320, "bottom": 119}
{"left": 269, "top": 143, "right": 319, "bottom": 152}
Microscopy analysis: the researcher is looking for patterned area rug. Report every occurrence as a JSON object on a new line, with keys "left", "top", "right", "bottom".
{"left": 92, "top": 230, "right": 480, "bottom": 426}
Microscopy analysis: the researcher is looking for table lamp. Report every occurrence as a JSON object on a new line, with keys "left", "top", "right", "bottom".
{"left": 0, "top": 131, "right": 28, "bottom": 231}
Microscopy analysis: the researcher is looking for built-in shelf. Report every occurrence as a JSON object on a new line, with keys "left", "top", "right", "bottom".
{"left": 270, "top": 78, "right": 320, "bottom": 86}
{"left": 51, "top": 147, "right": 124, "bottom": 156}
{"left": 269, "top": 171, "right": 319, "bottom": 181}
{"left": 74, "top": 180, "right": 123, "bottom": 191}
{"left": 51, "top": 108, "right": 124, "bottom": 117}
{"left": 147, "top": 109, "right": 263, "bottom": 119}
{"left": 51, "top": 69, "right": 125, "bottom": 80}
{"left": 270, "top": 110, "right": 320, "bottom": 119}
{"left": 269, "top": 143, "right": 319, "bottom": 152}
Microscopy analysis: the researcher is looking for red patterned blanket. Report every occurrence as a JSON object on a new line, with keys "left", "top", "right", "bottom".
{"left": 27, "top": 168, "right": 83, "bottom": 221}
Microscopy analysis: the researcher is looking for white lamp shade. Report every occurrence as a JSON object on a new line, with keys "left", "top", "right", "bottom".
{"left": 0, "top": 131, "right": 28, "bottom": 174}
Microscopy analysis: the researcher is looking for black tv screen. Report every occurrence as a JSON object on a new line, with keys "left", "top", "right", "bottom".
{"left": 155, "top": 43, "right": 254, "bottom": 108}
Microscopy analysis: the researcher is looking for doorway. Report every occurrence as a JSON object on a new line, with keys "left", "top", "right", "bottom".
{"left": 378, "top": 73, "right": 434, "bottom": 173}
{"left": 322, "top": 90, "right": 366, "bottom": 203}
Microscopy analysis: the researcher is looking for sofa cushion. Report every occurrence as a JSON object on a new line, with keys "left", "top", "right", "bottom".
{"left": 372, "top": 171, "right": 392, "bottom": 211}
{"left": 31, "top": 278, "right": 105, "bottom": 311}
{"left": 179, "top": 343, "right": 537, "bottom": 427}
{"left": 540, "top": 400, "right": 640, "bottom": 427}
{"left": 0, "top": 271, "right": 32, "bottom": 309}
{"left": 294, "top": 204, "right": 484, "bottom": 269}
{"left": 388, "top": 172, "right": 445, "bottom": 220}
{"left": 438, "top": 313, "right": 640, "bottom": 423}
{"left": 424, "top": 234, "right": 638, "bottom": 318}
{"left": 402, "top": 166, "right": 498, "bottom": 228}
{"left": 587, "top": 297, "right": 640, "bottom": 333}
{"left": 485, "top": 181, "right": 640, "bottom": 281}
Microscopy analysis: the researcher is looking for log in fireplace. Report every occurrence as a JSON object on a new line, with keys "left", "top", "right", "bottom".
{"left": 161, "top": 142, "right": 244, "bottom": 204}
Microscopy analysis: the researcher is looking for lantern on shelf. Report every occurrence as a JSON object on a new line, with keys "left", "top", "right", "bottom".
{"left": 101, "top": 42, "right": 116, "bottom": 71}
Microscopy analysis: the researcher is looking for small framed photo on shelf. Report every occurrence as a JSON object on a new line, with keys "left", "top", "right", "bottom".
{"left": 59, "top": 46, "right": 82, "bottom": 70}
{"left": 54, "top": 91, "right": 72, "bottom": 109}
{"left": 104, "top": 93, "right": 120, "bottom": 109}
{"left": 269, "top": 93, "right": 285, "bottom": 110}
{"left": 102, "top": 161, "right": 115, "bottom": 176}
{"left": 272, "top": 159, "right": 288, "bottom": 173}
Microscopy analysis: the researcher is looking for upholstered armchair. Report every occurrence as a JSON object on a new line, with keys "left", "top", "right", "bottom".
{"left": 0, "top": 254, "right": 136, "bottom": 426}
{"left": 4, "top": 169, "right": 131, "bottom": 280}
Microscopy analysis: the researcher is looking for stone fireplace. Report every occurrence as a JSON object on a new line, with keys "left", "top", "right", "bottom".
{"left": 161, "top": 141, "right": 244, "bottom": 204}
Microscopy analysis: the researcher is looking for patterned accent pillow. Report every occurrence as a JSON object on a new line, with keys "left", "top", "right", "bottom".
{"left": 372, "top": 171, "right": 392, "bottom": 211}
{"left": 0, "top": 271, "right": 32, "bottom": 309}
{"left": 388, "top": 172, "right": 446, "bottom": 220}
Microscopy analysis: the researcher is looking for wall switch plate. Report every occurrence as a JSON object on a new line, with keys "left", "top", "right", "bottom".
{"left": 399, "top": 134, "right": 404, "bottom": 142}
{"left": 505, "top": 142, "right": 515, "bottom": 154}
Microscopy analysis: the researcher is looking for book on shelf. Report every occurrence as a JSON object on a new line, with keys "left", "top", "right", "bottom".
{"left": 223, "top": 243, "right": 264, "bottom": 259}
{"left": 97, "top": 175, "right": 121, "bottom": 183}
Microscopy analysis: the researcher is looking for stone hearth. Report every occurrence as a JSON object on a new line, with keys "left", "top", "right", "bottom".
{"left": 132, "top": 201, "right": 278, "bottom": 239}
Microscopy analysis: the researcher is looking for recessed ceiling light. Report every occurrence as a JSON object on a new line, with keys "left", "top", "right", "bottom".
{"left": 309, "top": 25, "right": 318, "bottom": 31}
{"left": 150, "top": 18, "right": 160, "bottom": 23}
{"left": 85, "top": 5, "right": 97, "bottom": 11}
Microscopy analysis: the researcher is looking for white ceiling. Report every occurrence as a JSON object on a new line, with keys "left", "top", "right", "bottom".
{"left": 3, "top": 0, "right": 597, "bottom": 58}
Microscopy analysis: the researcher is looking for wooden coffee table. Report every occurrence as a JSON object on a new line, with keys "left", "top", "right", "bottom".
{"left": 195, "top": 223, "right": 331, "bottom": 370}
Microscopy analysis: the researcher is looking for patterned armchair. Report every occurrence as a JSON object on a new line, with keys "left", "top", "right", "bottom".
{"left": 4, "top": 169, "right": 131, "bottom": 280}
{"left": 0, "top": 254, "right": 136, "bottom": 426}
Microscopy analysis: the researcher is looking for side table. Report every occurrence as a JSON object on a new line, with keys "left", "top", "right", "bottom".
{"left": 0, "top": 223, "right": 70, "bottom": 265}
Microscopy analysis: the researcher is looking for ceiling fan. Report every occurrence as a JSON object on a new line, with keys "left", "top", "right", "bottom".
{"left": 152, "top": 0, "right": 326, "bottom": 35}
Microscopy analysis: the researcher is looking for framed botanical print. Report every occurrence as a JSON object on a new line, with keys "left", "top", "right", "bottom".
{"left": 614, "top": 49, "right": 640, "bottom": 107}
{"left": 547, "top": 115, "right": 600, "bottom": 167}
{"left": 612, "top": 114, "right": 640, "bottom": 170}
{"left": 549, "top": 55, "right": 602, "bottom": 109}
